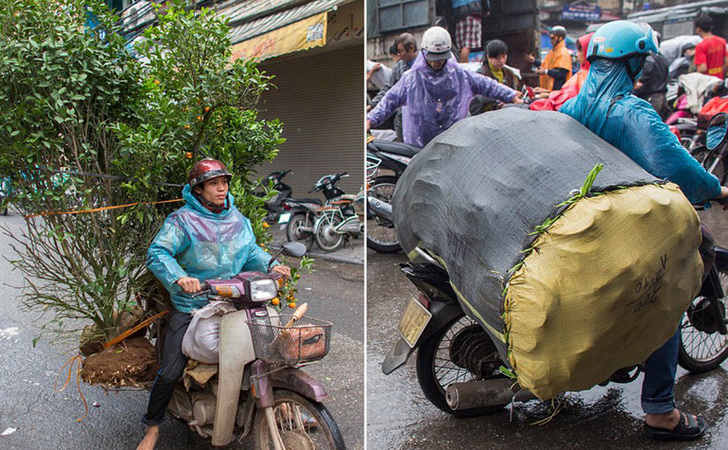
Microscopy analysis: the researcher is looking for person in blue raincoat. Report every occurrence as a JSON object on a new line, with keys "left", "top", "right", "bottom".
{"left": 366, "top": 26, "right": 521, "bottom": 148}
{"left": 137, "top": 158, "right": 291, "bottom": 450}
{"left": 561, "top": 20, "right": 728, "bottom": 441}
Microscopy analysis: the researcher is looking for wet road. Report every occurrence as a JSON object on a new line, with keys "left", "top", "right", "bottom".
{"left": 0, "top": 212, "right": 364, "bottom": 450}
{"left": 366, "top": 206, "right": 728, "bottom": 449}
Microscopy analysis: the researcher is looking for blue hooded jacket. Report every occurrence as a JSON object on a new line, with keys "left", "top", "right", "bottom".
{"left": 147, "top": 184, "right": 273, "bottom": 312}
{"left": 560, "top": 58, "right": 721, "bottom": 204}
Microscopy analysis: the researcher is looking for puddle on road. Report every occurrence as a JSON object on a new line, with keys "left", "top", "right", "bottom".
{"left": 369, "top": 348, "right": 728, "bottom": 449}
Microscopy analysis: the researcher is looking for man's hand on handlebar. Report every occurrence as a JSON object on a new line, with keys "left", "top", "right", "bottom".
{"left": 512, "top": 92, "right": 524, "bottom": 104}
{"left": 271, "top": 264, "right": 292, "bottom": 279}
{"left": 177, "top": 276, "right": 201, "bottom": 293}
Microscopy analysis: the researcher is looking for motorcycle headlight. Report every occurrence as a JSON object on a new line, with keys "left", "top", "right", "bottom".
{"left": 250, "top": 279, "right": 278, "bottom": 302}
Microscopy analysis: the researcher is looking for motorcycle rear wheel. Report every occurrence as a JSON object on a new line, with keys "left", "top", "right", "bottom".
{"left": 254, "top": 389, "right": 345, "bottom": 450}
{"left": 366, "top": 175, "right": 401, "bottom": 253}
{"left": 415, "top": 313, "right": 508, "bottom": 417}
{"left": 679, "top": 266, "right": 728, "bottom": 373}
{"left": 314, "top": 211, "right": 345, "bottom": 252}
{"left": 286, "top": 213, "right": 314, "bottom": 251}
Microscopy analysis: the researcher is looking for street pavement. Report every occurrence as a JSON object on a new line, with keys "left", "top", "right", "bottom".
{"left": 0, "top": 211, "right": 364, "bottom": 449}
{"left": 366, "top": 206, "right": 728, "bottom": 450}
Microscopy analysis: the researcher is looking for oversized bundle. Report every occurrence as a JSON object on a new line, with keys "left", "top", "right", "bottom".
{"left": 393, "top": 108, "right": 703, "bottom": 399}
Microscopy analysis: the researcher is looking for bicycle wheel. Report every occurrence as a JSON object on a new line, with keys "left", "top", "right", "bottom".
{"left": 415, "top": 313, "right": 507, "bottom": 417}
{"left": 679, "top": 267, "right": 728, "bottom": 373}
{"left": 366, "top": 175, "right": 401, "bottom": 253}
{"left": 254, "top": 389, "right": 345, "bottom": 450}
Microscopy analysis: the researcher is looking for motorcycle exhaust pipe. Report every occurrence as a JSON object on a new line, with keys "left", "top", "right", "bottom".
{"left": 445, "top": 378, "right": 536, "bottom": 411}
{"left": 367, "top": 196, "right": 393, "bottom": 222}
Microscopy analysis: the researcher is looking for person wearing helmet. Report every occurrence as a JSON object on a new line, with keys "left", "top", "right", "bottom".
{"left": 561, "top": 20, "right": 728, "bottom": 441}
{"left": 668, "top": 41, "right": 697, "bottom": 79}
{"left": 537, "top": 25, "right": 572, "bottom": 90}
{"left": 694, "top": 14, "right": 727, "bottom": 79}
{"left": 137, "top": 158, "right": 290, "bottom": 450}
{"left": 366, "top": 26, "right": 522, "bottom": 148}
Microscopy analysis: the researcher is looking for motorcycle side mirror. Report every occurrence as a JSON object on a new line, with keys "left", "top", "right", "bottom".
{"left": 707, "top": 112, "right": 728, "bottom": 151}
{"left": 267, "top": 242, "right": 307, "bottom": 271}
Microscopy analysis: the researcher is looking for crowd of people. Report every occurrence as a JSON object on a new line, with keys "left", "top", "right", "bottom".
{"left": 367, "top": 14, "right": 728, "bottom": 143}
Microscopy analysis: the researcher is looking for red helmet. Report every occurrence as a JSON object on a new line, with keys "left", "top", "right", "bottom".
{"left": 188, "top": 158, "right": 232, "bottom": 188}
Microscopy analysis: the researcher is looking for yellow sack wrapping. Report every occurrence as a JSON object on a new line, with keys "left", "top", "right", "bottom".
{"left": 505, "top": 183, "right": 703, "bottom": 400}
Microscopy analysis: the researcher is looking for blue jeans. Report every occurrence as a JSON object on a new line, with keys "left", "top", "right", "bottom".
{"left": 641, "top": 226, "right": 716, "bottom": 415}
{"left": 641, "top": 329, "right": 680, "bottom": 414}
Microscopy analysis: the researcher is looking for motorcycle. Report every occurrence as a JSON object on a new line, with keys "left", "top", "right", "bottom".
{"left": 0, "top": 176, "right": 11, "bottom": 215}
{"left": 692, "top": 112, "right": 728, "bottom": 184}
{"left": 365, "top": 152, "right": 400, "bottom": 254}
{"left": 256, "top": 170, "right": 293, "bottom": 223}
{"left": 143, "top": 242, "right": 345, "bottom": 448}
{"left": 383, "top": 240, "right": 728, "bottom": 416}
{"left": 281, "top": 197, "right": 323, "bottom": 251}
{"left": 364, "top": 139, "right": 420, "bottom": 255}
{"left": 310, "top": 173, "right": 362, "bottom": 252}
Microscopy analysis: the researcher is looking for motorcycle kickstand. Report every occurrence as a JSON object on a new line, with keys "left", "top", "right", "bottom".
{"left": 264, "top": 406, "right": 285, "bottom": 450}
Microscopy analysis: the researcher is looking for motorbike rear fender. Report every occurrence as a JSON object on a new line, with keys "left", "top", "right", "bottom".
{"left": 382, "top": 299, "right": 463, "bottom": 375}
{"left": 270, "top": 367, "right": 328, "bottom": 402}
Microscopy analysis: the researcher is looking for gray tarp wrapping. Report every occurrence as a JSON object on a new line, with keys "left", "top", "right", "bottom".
{"left": 392, "top": 108, "right": 663, "bottom": 362}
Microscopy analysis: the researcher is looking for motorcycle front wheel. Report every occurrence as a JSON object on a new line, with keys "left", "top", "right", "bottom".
{"left": 254, "top": 389, "right": 345, "bottom": 450}
{"left": 314, "top": 211, "right": 345, "bottom": 252}
{"left": 366, "top": 175, "right": 401, "bottom": 253}
{"left": 679, "top": 267, "right": 728, "bottom": 373}
{"left": 416, "top": 313, "right": 508, "bottom": 417}
{"left": 286, "top": 213, "right": 314, "bottom": 251}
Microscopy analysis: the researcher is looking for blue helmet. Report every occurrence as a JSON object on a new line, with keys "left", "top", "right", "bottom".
{"left": 587, "top": 20, "right": 658, "bottom": 62}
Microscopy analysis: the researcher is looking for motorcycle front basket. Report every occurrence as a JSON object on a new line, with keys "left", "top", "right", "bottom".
{"left": 247, "top": 313, "right": 332, "bottom": 365}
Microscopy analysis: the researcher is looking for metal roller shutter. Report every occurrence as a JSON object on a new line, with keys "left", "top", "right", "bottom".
{"left": 256, "top": 45, "right": 364, "bottom": 199}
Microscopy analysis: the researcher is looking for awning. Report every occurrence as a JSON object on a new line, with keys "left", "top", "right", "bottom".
{"left": 231, "top": 11, "right": 327, "bottom": 61}
{"left": 229, "top": 0, "right": 352, "bottom": 61}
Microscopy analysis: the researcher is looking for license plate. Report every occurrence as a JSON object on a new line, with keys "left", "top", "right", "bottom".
{"left": 278, "top": 212, "right": 291, "bottom": 224}
{"left": 398, "top": 296, "right": 432, "bottom": 348}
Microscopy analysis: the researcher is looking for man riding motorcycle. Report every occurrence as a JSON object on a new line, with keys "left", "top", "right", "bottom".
{"left": 137, "top": 158, "right": 291, "bottom": 450}
{"left": 561, "top": 20, "right": 728, "bottom": 441}
{"left": 366, "top": 26, "right": 522, "bottom": 148}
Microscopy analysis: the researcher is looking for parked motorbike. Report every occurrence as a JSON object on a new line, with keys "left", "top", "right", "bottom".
{"left": 281, "top": 197, "right": 323, "bottom": 251}
{"left": 143, "top": 242, "right": 345, "bottom": 448}
{"left": 310, "top": 173, "right": 361, "bottom": 252}
{"left": 0, "top": 176, "right": 11, "bottom": 215}
{"left": 383, "top": 241, "right": 728, "bottom": 416}
{"left": 256, "top": 170, "right": 293, "bottom": 223}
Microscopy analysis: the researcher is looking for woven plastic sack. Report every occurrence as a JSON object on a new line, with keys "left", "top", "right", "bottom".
{"left": 393, "top": 108, "right": 703, "bottom": 399}
{"left": 182, "top": 301, "right": 237, "bottom": 364}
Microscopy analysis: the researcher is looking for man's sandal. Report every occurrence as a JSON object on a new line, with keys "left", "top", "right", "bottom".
{"left": 645, "top": 412, "right": 707, "bottom": 441}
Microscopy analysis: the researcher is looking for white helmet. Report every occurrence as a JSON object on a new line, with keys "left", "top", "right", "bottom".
{"left": 421, "top": 26, "right": 452, "bottom": 61}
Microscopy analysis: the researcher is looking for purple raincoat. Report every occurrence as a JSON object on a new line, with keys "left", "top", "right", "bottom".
{"left": 367, "top": 53, "right": 517, "bottom": 148}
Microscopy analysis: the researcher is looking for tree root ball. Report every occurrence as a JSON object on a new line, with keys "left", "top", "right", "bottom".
{"left": 81, "top": 337, "right": 158, "bottom": 386}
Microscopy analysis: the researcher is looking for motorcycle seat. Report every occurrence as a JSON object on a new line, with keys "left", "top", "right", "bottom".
{"left": 286, "top": 198, "right": 322, "bottom": 205}
{"left": 370, "top": 141, "right": 420, "bottom": 157}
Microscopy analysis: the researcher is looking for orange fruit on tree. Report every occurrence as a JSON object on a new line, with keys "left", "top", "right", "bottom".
{"left": 271, "top": 297, "right": 280, "bottom": 306}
